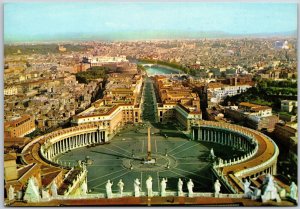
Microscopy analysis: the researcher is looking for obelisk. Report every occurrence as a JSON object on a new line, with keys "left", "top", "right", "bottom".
{"left": 147, "top": 127, "right": 151, "bottom": 161}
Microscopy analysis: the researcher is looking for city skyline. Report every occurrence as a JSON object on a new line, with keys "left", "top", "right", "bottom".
{"left": 4, "top": 2, "right": 298, "bottom": 43}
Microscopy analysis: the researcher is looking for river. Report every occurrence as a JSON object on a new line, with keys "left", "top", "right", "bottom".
{"left": 144, "top": 65, "right": 182, "bottom": 75}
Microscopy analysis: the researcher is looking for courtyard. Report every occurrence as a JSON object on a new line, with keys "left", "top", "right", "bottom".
{"left": 57, "top": 123, "right": 242, "bottom": 194}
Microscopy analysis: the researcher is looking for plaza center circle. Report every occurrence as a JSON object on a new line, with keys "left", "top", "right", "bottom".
{"left": 57, "top": 124, "right": 243, "bottom": 194}
{"left": 122, "top": 153, "right": 177, "bottom": 171}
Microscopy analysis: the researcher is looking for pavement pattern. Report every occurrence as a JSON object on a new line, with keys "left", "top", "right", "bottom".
{"left": 57, "top": 124, "right": 242, "bottom": 194}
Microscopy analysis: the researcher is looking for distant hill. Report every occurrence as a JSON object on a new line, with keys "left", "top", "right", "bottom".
{"left": 4, "top": 30, "right": 297, "bottom": 43}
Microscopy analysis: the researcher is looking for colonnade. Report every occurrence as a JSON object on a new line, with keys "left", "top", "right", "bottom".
{"left": 192, "top": 127, "right": 255, "bottom": 153}
{"left": 191, "top": 124, "right": 279, "bottom": 194}
{"left": 42, "top": 130, "right": 106, "bottom": 161}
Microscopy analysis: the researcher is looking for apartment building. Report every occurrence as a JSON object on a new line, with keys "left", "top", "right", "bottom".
{"left": 154, "top": 76, "right": 202, "bottom": 130}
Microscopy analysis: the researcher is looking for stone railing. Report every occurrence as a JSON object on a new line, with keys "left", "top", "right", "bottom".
{"left": 49, "top": 191, "right": 244, "bottom": 200}
{"left": 63, "top": 168, "right": 87, "bottom": 196}
{"left": 214, "top": 141, "right": 258, "bottom": 169}
{"left": 234, "top": 134, "right": 279, "bottom": 177}
{"left": 212, "top": 166, "right": 237, "bottom": 194}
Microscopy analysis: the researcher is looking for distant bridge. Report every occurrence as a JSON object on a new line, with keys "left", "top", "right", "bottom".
{"left": 141, "top": 64, "right": 155, "bottom": 67}
{"left": 147, "top": 73, "right": 189, "bottom": 77}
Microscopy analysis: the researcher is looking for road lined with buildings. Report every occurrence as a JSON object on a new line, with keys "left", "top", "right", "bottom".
{"left": 141, "top": 77, "right": 158, "bottom": 123}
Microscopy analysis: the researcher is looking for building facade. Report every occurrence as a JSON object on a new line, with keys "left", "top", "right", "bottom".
{"left": 4, "top": 115, "right": 36, "bottom": 138}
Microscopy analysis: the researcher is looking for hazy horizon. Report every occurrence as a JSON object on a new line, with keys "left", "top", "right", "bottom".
{"left": 4, "top": 2, "right": 298, "bottom": 43}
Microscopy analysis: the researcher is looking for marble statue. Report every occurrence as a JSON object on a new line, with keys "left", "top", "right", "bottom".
{"left": 23, "top": 177, "right": 41, "bottom": 203}
{"left": 261, "top": 174, "right": 281, "bottom": 202}
{"left": 146, "top": 176, "right": 153, "bottom": 197}
{"left": 214, "top": 179, "right": 221, "bottom": 196}
{"left": 187, "top": 179, "right": 194, "bottom": 197}
{"left": 16, "top": 191, "right": 23, "bottom": 200}
{"left": 106, "top": 180, "right": 113, "bottom": 198}
{"left": 8, "top": 185, "right": 15, "bottom": 201}
{"left": 210, "top": 148, "right": 215, "bottom": 159}
{"left": 81, "top": 180, "right": 88, "bottom": 195}
{"left": 160, "top": 178, "right": 167, "bottom": 197}
{"left": 178, "top": 178, "right": 183, "bottom": 196}
{"left": 42, "top": 189, "right": 50, "bottom": 200}
{"left": 243, "top": 179, "right": 252, "bottom": 198}
{"left": 251, "top": 187, "right": 261, "bottom": 200}
{"left": 134, "top": 178, "right": 141, "bottom": 197}
{"left": 82, "top": 163, "right": 87, "bottom": 171}
{"left": 51, "top": 181, "right": 58, "bottom": 197}
{"left": 117, "top": 179, "right": 124, "bottom": 196}
{"left": 289, "top": 182, "right": 297, "bottom": 201}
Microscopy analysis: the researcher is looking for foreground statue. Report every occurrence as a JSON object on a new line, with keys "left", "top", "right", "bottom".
{"left": 261, "top": 174, "right": 281, "bottom": 203}
{"left": 243, "top": 179, "right": 252, "bottom": 198}
{"left": 210, "top": 148, "right": 215, "bottom": 159}
{"left": 214, "top": 179, "right": 221, "bottom": 196}
{"left": 289, "top": 182, "right": 297, "bottom": 201}
{"left": 146, "top": 176, "right": 153, "bottom": 197}
{"left": 51, "top": 181, "right": 58, "bottom": 197}
{"left": 8, "top": 185, "right": 15, "bottom": 201}
{"left": 178, "top": 178, "right": 183, "bottom": 196}
{"left": 106, "top": 180, "right": 113, "bottom": 198}
{"left": 160, "top": 178, "right": 167, "bottom": 197}
{"left": 81, "top": 180, "right": 88, "bottom": 195}
{"left": 187, "top": 179, "right": 194, "bottom": 197}
{"left": 42, "top": 189, "right": 50, "bottom": 200}
{"left": 134, "top": 178, "right": 141, "bottom": 197}
{"left": 24, "top": 177, "right": 41, "bottom": 203}
{"left": 117, "top": 179, "right": 124, "bottom": 197}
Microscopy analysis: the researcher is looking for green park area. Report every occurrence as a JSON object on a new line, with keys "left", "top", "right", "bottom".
{"left": 75, "top": 67, "right": 108, "bottom": 84}
{"left": 223, "top": 79, "right": 297, "bottom": 111}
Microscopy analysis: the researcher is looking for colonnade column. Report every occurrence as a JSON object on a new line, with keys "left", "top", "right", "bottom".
{"left": 192, "top": 129, "right": 195, "bottom": 140}
{"left": 66, "top": 138, "right": 69, "bottom": 151}
{"left": 207, "top": 129, "right": 209, "bottom": 142}
{"left": 60, "top": 140, "right": 63, "bottom": 153}
{"left": 62, "top": 139, "right": 65, "bottom": 152}
{"left": 92, "top": 132, "right": 95, "bottom": 143}
{"left": 53, "top": 143, "right": 56, "bottom": 156}
{"left": 272, "top": 164, "right": 277, "bottom": 175}
{"left": 84, "top": 133, "right": 87, "bottom": 145}
{"left": 69, "top": 137, "right": 72, "bottom": 149}
{"left": 48, "top": 147, "right": 51, "bottom": 159}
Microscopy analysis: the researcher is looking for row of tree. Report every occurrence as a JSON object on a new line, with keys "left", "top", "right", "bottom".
{"left": 257, "top": 79, "right": 297, "bottom": 89}
{"left": 4, "top": 44, "right": 92, "bottom": 55}
{"left": 75, "top": 66, "right": 108, "bottom": 84}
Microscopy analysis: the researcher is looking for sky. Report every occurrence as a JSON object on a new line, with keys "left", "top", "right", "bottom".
{"left": 4, "top": 2, "right": 298, "bottom": 42}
